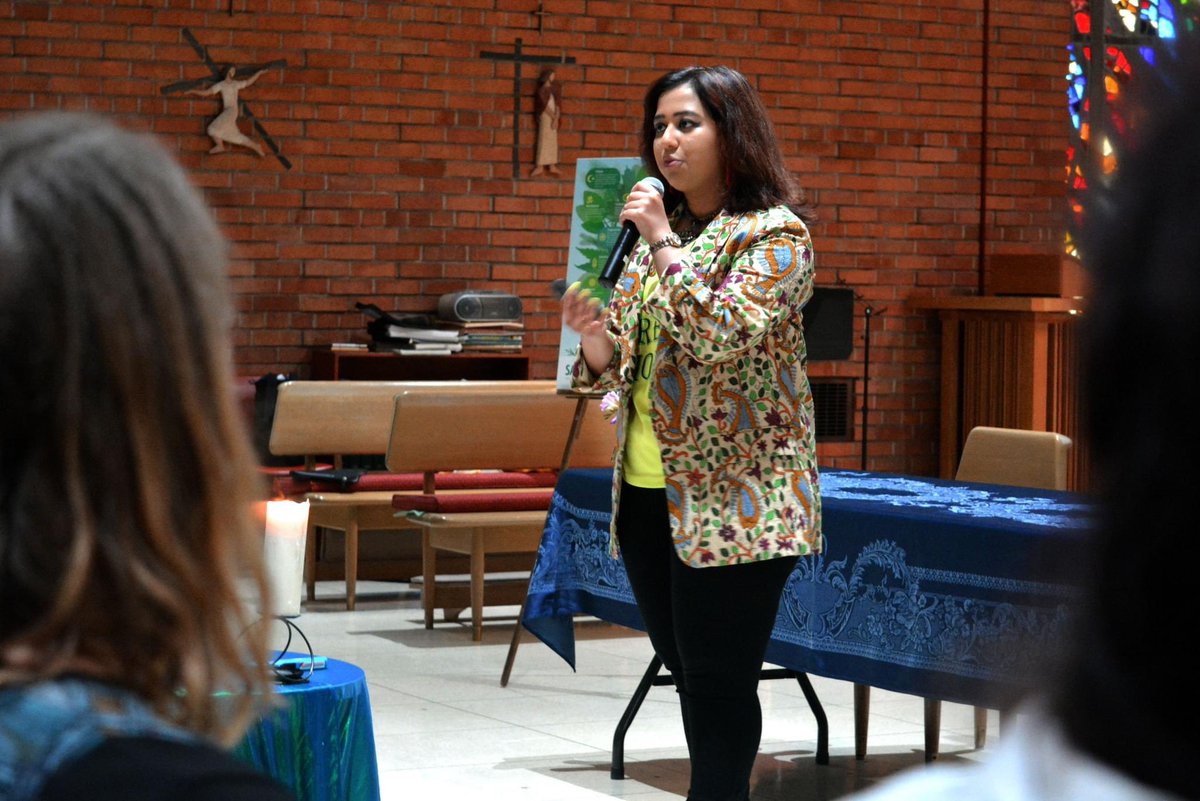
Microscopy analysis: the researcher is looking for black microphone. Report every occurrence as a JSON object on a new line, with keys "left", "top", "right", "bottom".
{"left": 597, "top": 177, "right": 665, "bottom": 289}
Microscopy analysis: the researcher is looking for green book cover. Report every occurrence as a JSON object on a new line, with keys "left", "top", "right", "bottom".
{"left": 556, "top": 157, "right": 647, "bottom": 390}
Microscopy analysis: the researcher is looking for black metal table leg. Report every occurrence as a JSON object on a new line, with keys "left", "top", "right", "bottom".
{"left": 611, "top": 656, "right": 667, "bottom": 779}
{"left": 611, "top": 661, "right": 830, "bottom": 778}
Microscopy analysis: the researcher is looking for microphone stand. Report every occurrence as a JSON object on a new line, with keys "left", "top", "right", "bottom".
{"left": 852, "top": 300, "right": 884, "bottom": 761}
{"left": 859, "top": 304, "right": 886, "bottom": 471}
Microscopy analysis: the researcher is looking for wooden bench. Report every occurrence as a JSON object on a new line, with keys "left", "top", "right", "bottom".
{"left": 386, "top": 389, "right": 615, "bottom": 641}
{"left": 267, "top": 379, "right": 556, "bottom": 610}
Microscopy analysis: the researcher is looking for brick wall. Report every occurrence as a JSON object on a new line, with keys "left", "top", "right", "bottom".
{"left": 1, "top": 0, "right": 1069, "bottom": 475}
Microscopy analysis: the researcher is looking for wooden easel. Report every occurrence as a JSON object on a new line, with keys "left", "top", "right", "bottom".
{"left": 500, "top": 388, "right": 603, "bottom": 686}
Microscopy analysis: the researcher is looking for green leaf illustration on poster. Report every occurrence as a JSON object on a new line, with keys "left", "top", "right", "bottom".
{"left": 557, "top": 157, "right": 647, "bottom": 389}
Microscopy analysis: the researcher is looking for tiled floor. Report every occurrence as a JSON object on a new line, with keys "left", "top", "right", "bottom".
{"left": 292, "top": 580, "right": 997, "bottom": 801}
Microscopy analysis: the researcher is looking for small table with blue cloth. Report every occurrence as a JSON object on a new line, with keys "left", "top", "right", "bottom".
{"left": 233, "top": 655, "right": 380, "bottom": 801}
{"left": 522, "top": 468, "right": 1091, "bottom": 767}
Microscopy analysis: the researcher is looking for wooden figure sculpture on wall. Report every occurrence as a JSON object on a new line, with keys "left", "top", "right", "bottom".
{"left": 480, "top": 39, "right": 574, "bottom": 177}
{"left": 531, "top": 67, "right": 562, "bottom": 177}
{"left": 189, "top": 66, "right": 272, "bottom": 156}
{"left": 158, "top": 29, "right": 289, "bottom": 168}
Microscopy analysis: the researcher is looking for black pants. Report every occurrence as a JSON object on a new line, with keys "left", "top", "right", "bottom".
{"left": 616, "top": 482, "right": 798, "bottom": 801}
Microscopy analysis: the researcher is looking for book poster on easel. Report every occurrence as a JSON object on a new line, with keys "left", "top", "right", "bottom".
{"left": 556, "top": 157, "right": 647, "bottom": 390}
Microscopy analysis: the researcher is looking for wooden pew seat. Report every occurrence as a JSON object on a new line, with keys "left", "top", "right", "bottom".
{"left": 386, "top": 389, "right": 614, "bottom": 641}
{"left": 266, "top": 380, "right": 555, "bottom": 610}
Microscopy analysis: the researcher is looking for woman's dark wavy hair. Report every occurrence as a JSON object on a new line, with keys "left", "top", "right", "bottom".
{"left": 639, "top": 65, "right": 814, "bottom": 224}
{"left": 0, "top": 113, "right": 272, "bottom": 744}
{"left": 1049, "top": 41, "right": 1200, "bottom": 800}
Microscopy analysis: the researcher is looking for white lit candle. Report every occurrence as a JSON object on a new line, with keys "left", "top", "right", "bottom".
{"left": 263, "top": 500, "right": 309, "bottom": 618}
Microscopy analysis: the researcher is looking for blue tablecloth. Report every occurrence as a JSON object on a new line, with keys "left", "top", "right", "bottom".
{"left": 234, "top": 655, "right": 380, "bottom": 801}
{"left": 523, "top": 468, "right": 1093, "bottom": 709}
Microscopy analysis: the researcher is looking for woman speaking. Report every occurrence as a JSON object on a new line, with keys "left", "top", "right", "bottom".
{"left": 562, "top": 66, "right": 822, "bottom": 801}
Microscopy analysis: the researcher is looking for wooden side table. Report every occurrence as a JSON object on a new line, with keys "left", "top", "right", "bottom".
{"left": 311, "top": 349, "right": 529, "bottom": 381}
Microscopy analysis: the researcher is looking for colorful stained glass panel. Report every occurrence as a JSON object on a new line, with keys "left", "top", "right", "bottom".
{"left": 1065, "top": 0, "right": 1200, "bottom": 256}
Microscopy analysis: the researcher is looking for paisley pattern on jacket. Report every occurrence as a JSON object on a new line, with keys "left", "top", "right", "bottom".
{"left": 572, "top": 204, "right": 823, "bottom": 568}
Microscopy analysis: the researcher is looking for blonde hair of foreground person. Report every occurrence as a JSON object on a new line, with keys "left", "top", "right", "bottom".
{"left": 0, "top": 112, "right": 272, "bottom": 746}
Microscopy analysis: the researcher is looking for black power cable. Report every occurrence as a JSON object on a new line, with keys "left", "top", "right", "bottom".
{"left": 268, "top": 617, "right": 316, "bottom": 685}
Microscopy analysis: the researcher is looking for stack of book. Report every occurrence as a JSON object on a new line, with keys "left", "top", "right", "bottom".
{"left": 368, "top": 322, "right": 463, "bottom": 355}
{"left": 356, "top": 302, "right": 464, "bottom": 356}
{"left": 447, "top": 321, "right": 525, "bottom": 353}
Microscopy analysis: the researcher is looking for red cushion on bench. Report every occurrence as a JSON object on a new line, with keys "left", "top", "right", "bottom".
{"left": 262, "top": 465, "right": 333, "bottom": 499}
{"left": 351, "top": 471, "right": 558, "bottom": 493}
{"left": 269, "top": 475, "right": 311, "bottom": 498}
{"left": 348, "top": 473, "right": 423, "bottom": 491}
{"left": 271, "top": 469, "right": 559, "bottom": 499}
{"left": 432, "top": 471, "right": 558, "bottom": 490}
{"left": 391, "top": 490, "right": 555, "bottom": 513}
{"left": 259, "top": 463, "right": 333, "bottom": 479}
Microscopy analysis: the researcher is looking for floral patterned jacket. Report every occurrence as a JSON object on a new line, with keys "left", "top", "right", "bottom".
{"left": 573, "top": 204, "right": 823, "bottom": 567}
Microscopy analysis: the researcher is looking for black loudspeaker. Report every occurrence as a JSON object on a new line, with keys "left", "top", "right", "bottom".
{"left": 802, "top": 287, "right": 854, "bottom": 362}
{"left": 252, "top": 373, "right": 302, "bottom": 467}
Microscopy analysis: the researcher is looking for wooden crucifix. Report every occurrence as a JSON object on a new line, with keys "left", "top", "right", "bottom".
{"left": 160, "top": 28, "right": 291, "bottom": 169}
{"left": 480, "top": 38, "right": 575, "bottom": 178}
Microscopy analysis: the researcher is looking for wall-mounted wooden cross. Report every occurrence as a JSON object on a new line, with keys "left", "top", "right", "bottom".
{"left": 480, "top": 38, "right": 575, "bottom": 178}
{"left": 160, "top": 28, "right": 291, "bottom": 169}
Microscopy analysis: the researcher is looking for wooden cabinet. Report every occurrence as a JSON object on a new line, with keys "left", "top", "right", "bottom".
{"left": 311, "top": 349, "right": 529, "bottom": 381}
{"left": 911, "top": 296, "right": 1087, "bottom": 490}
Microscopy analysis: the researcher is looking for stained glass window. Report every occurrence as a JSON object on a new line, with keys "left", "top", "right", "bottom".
{"left": 1065, "top": 0, "right": 1200, "bottom": 257}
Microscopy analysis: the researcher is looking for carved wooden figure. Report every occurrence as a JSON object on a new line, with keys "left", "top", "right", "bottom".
{"left": 189, "top": 66, "right": 270, "bottom": 156}
{"left": 531, "top": 68, "right": 562, "bottom": 177}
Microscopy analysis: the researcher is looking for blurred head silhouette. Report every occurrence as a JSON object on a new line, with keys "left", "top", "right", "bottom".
{"left": 1053, "top": 45, "right": 1200, "bottom": 799}
{"left": 0, "top": 112, "right": 270, "bottom": 742}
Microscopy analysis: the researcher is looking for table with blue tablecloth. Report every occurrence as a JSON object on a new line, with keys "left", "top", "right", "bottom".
{"left": 234, "top": 655, "right": 380, "bottom": 801}
{"left": 523, "top": 468, "right": 1092, "bottom": 710}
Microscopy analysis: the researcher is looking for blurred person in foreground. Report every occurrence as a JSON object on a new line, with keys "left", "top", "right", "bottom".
{"left": 0, "top": 113, "right": 291, "bottom": 801}
{"left": 847, "top": 46, "right": 1200, "bottom": 801}
{"left": 561, "top": 65, "right": 821, "bottom": 801}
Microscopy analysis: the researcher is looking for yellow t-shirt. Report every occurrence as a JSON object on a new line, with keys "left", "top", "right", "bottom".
{"left": 623, "top": 271, "right": 666, "bottom": 488}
